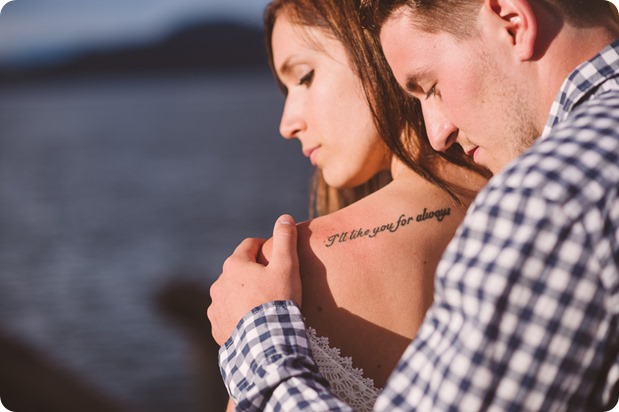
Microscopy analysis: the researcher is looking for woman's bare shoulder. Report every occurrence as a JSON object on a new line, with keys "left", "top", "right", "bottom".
{"left": 306, "top": 177, "right": 466, "bottom": 253}
{"left": 264, "top": 177, "right": 467, "bottom": 310}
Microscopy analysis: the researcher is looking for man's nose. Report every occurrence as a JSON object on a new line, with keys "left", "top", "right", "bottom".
{"left": 421, "top": 103, "right": 458, "bottom": 152}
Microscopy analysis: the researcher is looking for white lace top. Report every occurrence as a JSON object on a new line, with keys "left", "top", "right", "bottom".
{"left": 306, "top": 326, "right": 381, "bottom": 411}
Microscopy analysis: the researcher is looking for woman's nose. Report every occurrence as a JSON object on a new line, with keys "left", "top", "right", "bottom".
{"left": 279, "top": 98, "right": 306, "bottom": 140}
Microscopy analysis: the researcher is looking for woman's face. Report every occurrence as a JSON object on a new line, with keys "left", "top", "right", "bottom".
{"left": 271, "top": 13, "right": 390, "bottom": 188}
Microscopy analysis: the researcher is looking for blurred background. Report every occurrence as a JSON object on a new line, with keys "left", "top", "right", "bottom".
{"left": 0, "top": 1, "right": 312, "bottom": 411}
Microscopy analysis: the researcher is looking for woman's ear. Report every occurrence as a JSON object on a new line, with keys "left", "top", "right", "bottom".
{"left": 482, "top": 0, "right": 537, "bottom": 61}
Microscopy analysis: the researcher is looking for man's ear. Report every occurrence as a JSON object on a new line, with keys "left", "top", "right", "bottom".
{"left": 481, "top": 0, "right": 537, "bottom": 61}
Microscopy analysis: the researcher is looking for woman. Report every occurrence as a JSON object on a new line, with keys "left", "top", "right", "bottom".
{"left": 223, "top": 0, "right": 489, "bottom": 410}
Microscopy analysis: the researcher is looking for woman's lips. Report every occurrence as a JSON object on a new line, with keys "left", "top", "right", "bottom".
{"left": 303, "top": 146, "right": 320, "bottom": 166}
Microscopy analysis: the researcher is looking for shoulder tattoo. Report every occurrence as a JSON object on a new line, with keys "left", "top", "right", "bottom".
{"left": 325, "top": 207, "right": 452, "bottom": 248}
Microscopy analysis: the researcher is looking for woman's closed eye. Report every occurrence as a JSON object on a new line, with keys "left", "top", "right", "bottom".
{"left": 299, "top": 70, "right": 315, "bottom": 86}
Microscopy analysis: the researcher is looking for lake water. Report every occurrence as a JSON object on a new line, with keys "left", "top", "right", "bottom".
{"left": 0, "top": 71, "right": 312, "bottom": 411}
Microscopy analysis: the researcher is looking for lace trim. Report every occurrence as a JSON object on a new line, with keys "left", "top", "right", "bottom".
{"left": 306, "top": 326, "right": 381, "bottom": 412}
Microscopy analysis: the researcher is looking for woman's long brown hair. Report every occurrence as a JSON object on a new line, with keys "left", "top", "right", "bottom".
{"left": 264, "top": 0, "right": 490, "bottom": 217}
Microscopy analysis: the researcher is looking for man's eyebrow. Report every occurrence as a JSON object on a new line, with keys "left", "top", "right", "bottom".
{"left": 405, "top": 76, "right": 419, "bottom": 92}
{"left": 404, "top": 70, "right": 428, "bottom": 92}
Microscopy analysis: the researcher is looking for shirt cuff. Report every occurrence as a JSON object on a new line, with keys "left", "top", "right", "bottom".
{"left": 218, "top": 300, "right": 314, "bottom": 404}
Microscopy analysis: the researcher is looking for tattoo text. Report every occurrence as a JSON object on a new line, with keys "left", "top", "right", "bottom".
{"left": 325, "top": 207, "right": 451, "bottom": 247}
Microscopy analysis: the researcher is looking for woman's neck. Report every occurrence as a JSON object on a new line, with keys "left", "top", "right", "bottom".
{"left": 390, "top": 155, "right": 417, "bottom": 181}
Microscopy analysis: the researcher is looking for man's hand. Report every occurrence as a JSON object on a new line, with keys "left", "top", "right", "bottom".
{"left": 207, "top": 215, "right": 302, "bottom": 345}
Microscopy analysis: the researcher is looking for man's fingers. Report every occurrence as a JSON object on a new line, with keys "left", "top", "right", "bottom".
{"left": 207, "top": 215, "right": 303, "bottom": 346}
{"left": 269, "top": 214, "right": 298, "bottom": 270}
{"left": 232, "top": 237, "right": 266, "bottom": 260}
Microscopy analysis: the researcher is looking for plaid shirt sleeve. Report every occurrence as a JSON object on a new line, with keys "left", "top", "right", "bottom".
{"left": 219, "top": 301, "right": 354, "bottom": 411}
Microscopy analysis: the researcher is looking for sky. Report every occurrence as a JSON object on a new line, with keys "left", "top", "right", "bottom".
{"left": 2, "top": 0, "right": 618, "bottom": 66}
{"left": 0, "top": 0, "right": 271, "bottom": 65}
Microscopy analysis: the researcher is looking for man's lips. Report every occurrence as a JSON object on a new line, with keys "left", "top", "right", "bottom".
{"left": 465, "top": 146, "right": 478, "bottom": 157}
{"left": 465, "top": 146, "right": 483, "bottom": 164}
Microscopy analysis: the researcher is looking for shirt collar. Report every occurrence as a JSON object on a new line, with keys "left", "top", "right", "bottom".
{"left": 542, "top": 39, "right": 619, "bottom": 137}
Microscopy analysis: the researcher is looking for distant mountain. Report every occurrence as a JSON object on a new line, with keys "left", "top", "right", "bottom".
{"left": 0, "top": 20, "right": 269, "bottom": 83}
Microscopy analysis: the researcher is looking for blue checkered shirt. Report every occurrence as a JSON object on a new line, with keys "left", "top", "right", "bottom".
{"left": 219, "top": 40, "right": 619, "bottom": 411}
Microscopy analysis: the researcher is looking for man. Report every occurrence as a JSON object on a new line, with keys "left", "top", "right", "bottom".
{"left": 208, "top": 0, "right": 619, "bottom": 410}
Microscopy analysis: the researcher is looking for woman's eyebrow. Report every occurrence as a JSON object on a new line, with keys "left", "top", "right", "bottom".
{"left": 278, "top": 55, "right": 302, "bottom": 77}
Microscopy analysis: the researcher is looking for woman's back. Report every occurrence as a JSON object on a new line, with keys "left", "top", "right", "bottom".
{"left": 261, "top": 163, "right": 483, "bottom": 390}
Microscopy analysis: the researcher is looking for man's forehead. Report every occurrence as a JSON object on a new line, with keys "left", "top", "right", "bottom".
{"left": 379, "top": 11, "right": 451, "bottom": 90}
{"left": 379, "top": 5, "right": 413, "bottom": 45}
{"left": 379, "top": 9, "right": 429, "bottom": 62}
{"left": 379, "top": 3, "right": 411, "bottom": 33}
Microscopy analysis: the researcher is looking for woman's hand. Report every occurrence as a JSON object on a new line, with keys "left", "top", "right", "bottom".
{"left": 207, "top": 215, "right": 302, "bottom": 345}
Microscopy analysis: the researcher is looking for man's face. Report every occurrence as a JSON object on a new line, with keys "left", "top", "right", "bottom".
{"left": 380, "top": 7, "right": 539, "bottom": 174}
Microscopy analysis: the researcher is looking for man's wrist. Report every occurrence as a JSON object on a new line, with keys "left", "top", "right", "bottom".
{"left": 222, "top": 300, "right": 300, "bottom": 350}
{"left": 219, "top": 300, "right": 307, "bottom": 403}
